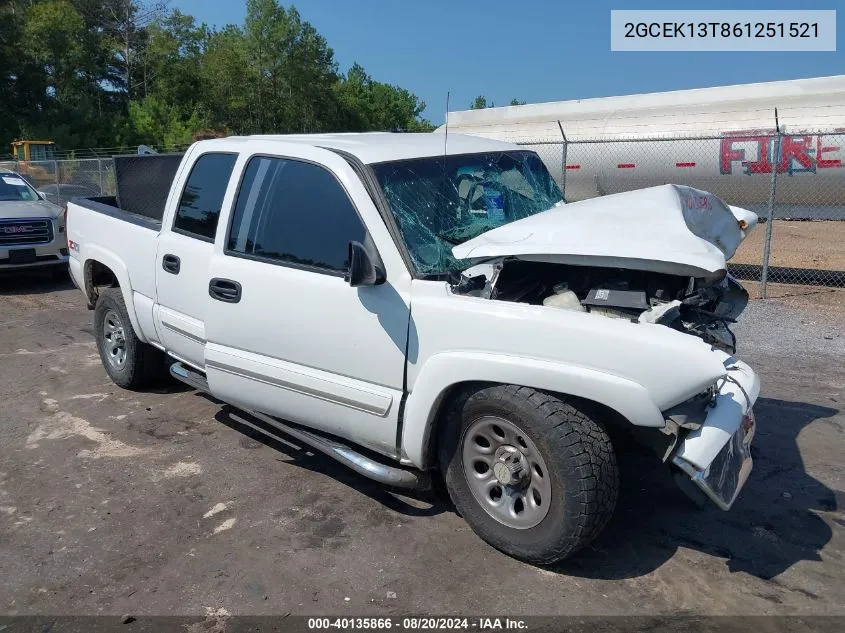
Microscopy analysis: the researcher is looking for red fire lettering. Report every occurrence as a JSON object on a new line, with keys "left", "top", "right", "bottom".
{"left": 745, "top": 136, "right": 775, "bottom": 174}
{"left": 778, "top": 135, "right": 814, "bottom": 173}
{"left": 817, "top": 135, "right": 842, "bottom": 169}
{"left": 720, "top": 137, "right": 745, "bottom": 174}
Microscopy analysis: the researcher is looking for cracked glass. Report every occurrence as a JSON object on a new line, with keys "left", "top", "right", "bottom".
{"left": 371, "top": 151, "right": 563, "bottom": 275}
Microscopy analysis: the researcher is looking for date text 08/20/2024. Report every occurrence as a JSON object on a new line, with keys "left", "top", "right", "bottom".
{"left": 307, "top": 618, "right": 527, "bottom": 630}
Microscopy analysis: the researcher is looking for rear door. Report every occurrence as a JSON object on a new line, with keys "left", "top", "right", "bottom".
{"left": 154, "top": 152, "right": 238, "bottom": 368}
{"left": 203, "top": 144, "right": 412, "bottom": 458}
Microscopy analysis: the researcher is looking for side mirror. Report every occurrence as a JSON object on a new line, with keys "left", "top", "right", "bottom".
{"left": 37, "top": 191, "right": 48, "bottom": 200}
{"left": 345, "top": 240, "right": 386, "bottom": 287}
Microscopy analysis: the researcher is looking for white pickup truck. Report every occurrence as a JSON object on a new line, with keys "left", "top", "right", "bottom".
{"left": 67, "top": 133, "right": 760, "bottom": 564}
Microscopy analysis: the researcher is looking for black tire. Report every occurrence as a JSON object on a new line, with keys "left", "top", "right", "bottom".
{"left": 94, "top": 287, "right": 163, "bottom": 390}
{"left": 438, "top": 384, "right": 618, "bottom": 565}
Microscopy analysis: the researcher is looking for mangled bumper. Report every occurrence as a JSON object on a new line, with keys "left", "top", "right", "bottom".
{"left": 671, "top": 357, "right": 760, "bottom": 510}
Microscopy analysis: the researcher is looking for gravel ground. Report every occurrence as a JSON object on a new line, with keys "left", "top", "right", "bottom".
{"left": 734, "top": 296, "right": 845, "bottom": 357}
{"left": 0, "top": 272, "right": 842, "bottom": 617}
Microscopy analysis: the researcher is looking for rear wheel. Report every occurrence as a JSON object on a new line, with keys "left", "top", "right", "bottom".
{"left": 94, "top": 288, "right": 163, "bottom": 390}
{"left": 438, "top": 385, "right": 618, "bottom": 565}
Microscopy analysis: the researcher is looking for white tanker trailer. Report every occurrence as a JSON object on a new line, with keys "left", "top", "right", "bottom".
{"left": 438, "top": 76, "right": 845, "bottom": 219}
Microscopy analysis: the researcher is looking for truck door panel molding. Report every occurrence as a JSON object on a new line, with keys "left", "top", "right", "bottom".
{"left": 160, "top": 320, "right": 205, "bottom": 345}
{"left": 205, "top": 344, "right": 393, "bottom": 417}
{"left": 156, "top": 307, "right": 206, "bottom": 345}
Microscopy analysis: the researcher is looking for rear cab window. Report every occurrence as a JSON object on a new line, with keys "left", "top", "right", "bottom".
{"left": 172, "top": 153, "right": 237, "bottom": 241}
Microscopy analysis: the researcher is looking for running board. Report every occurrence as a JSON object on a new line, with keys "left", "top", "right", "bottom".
{"left": 169, "top": 362, "right": 428, "bottom": 490}
{"left": 170, "top": 362, "right": 210, "bottom": 391}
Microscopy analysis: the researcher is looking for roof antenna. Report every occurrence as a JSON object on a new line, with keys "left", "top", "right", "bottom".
{"left": 443, "top": 91, "right": 450, "bottom": 156}
{"left": 439, "top": 91, "right": 451, "bottom": 276}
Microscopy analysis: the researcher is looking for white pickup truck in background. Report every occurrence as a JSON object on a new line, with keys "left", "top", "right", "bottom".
{"left": 66, "top": 133, "right": 760, "bottom": 564}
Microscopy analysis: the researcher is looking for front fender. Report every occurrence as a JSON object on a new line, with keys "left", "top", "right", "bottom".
{"left": 401, "top": 351, "right": 666, "bottom": 469}
{"left": 83, "top": 246, "right": 147, "bottom": 344}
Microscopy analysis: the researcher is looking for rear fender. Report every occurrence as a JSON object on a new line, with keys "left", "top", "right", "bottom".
{"left": 401, "top": 351, "right": 665, "bottom": 469}
{"left": 83, "top": 245, "right": 147, "bottom": 343}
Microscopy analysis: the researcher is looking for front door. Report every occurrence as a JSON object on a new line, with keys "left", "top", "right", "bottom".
{"left": 203, "top": 146, "right": 411, "bottom": 457}
{"left": 154, "top": 152, "right": 238, "bottom": 368}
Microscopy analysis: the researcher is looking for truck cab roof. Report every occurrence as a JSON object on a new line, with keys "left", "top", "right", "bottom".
{"left": 192, "top": 132, "right": 520, "bottom": 164}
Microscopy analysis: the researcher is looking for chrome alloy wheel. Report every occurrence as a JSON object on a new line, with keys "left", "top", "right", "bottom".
{"left": 461, "top": 416, "right": 552, "bottom": 529}
{"left": 102, "top": 309, "right": 127, "bottom": 369}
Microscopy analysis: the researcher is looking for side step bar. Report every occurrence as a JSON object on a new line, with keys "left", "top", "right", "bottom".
{"left": 169, "top": 362, "right": 429, "bottom": 490}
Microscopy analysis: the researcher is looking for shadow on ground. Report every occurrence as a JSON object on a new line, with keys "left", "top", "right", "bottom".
{"left": 0, "top": 269, "right": 73, "bottom": 295}
{"left": 202, "top": 391, "right": 837, "bottom": 581}
{"left": 212, "top": 402, "right": 449, "bottom": 519}
{"left": 555, "top": 396, "right": 839, "bottom": 581}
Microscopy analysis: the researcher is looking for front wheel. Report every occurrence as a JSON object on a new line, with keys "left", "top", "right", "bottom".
{"left": 438, "top": 385, "right": 618, "bottom": 565}
{"left": 94, "top": 287, "right": 163, "bottom": 390}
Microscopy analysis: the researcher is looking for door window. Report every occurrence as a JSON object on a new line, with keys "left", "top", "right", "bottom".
{"left": 227, "top": 156, "right": 366, "bottom": 273}
{"left": 173, "top": 153, "right": 237, "bottom": 241}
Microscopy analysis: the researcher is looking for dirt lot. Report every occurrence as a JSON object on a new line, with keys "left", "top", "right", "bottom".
{"left": 733, "top": 220, "right": 845, "bottom": 270}
{"left": 0, "top": 272, "right": 843, "bottom": 617}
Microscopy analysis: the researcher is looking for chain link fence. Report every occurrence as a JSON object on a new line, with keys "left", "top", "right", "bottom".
{"left": 3, "top": 136, "right": 844, "bottom": 294}
{"left": 0, "top": 158, "right": 116, "bottom": 207}
{"left": 516, "top": 130, "right": 845, "bottom": 295}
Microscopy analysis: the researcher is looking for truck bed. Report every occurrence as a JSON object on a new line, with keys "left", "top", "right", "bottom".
{"left": 76, "top": 196, "right": 163, "bottom": 230}
{"left": 67, "top": 196, "right": 161, "bottom": 305}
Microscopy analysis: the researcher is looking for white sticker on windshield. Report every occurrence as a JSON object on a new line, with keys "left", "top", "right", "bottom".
{"left": 1, "top": 176, "right": 26, "bottom": 186}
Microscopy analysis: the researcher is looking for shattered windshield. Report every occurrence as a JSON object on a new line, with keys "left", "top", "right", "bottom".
{"left": 371, "top": 151, "right": 563, "bottom": 275}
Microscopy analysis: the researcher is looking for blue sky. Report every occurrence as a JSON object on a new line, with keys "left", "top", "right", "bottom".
{"left": 171, "top": 0, "right": 843, "bottom": 124}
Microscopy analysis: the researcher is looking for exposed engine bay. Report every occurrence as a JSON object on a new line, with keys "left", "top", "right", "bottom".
{"left": 451, "top": 259, "right": 748, "bottom": 354}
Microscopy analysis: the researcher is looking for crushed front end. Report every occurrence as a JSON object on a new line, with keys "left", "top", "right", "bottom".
{"left": 667, "top": 355, "right": 759, "bottom": 510}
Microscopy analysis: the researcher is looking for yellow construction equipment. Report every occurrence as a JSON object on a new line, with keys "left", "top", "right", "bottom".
{"left": 10, "top": 140, "right": 59, "bottom": 188}
{"left": 10, "top": 140, "right": 56, "bottom": 162}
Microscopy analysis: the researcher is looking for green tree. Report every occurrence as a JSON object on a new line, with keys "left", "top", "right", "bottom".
{"left": 128, "top": 95, "right": 205, "bottom": 147}
{"left": 96, "top": 0, "right": 169, "bottom": 100}
{"left": 140, "top": 10, "right": 207, "bottom": 104}
{"left": 0, "top": 1, "right": 29, "bottom": 147}
{"left": 470, "top": 95, "right": 491, "bottom": 109}
{"left": 470, "top": 96, "right": 525, "bottom": 110}
{"left": 15, "top": 0, "right": 125, "bottom": 148}
{"left": 335, "top": 63, "right": 432, "bottom": 131}
{"left": 242, "top": 0, "right": 339, "bottom": 133}
{"left": 22, "top": 0, "right": 86, "bottom": 103}
{"left": 201, "top": 25, "right": 252, "bottom": 133}
{"left": 1, "top": 0, "right": 435, "bottom": 152}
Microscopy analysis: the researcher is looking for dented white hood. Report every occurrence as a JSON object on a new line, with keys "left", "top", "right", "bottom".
{"left": 452, "top": 185, "right": 758, "bottom": 278}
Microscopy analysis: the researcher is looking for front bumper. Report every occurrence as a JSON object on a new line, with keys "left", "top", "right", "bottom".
{"left": 671, "top": 357, "right": 759, "bottom": 510}
{"left": 0, "top": 252, "right": 69, "bottom": 271}
{"left": 0, "top": 217, "right": 68, "bottom": 271}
